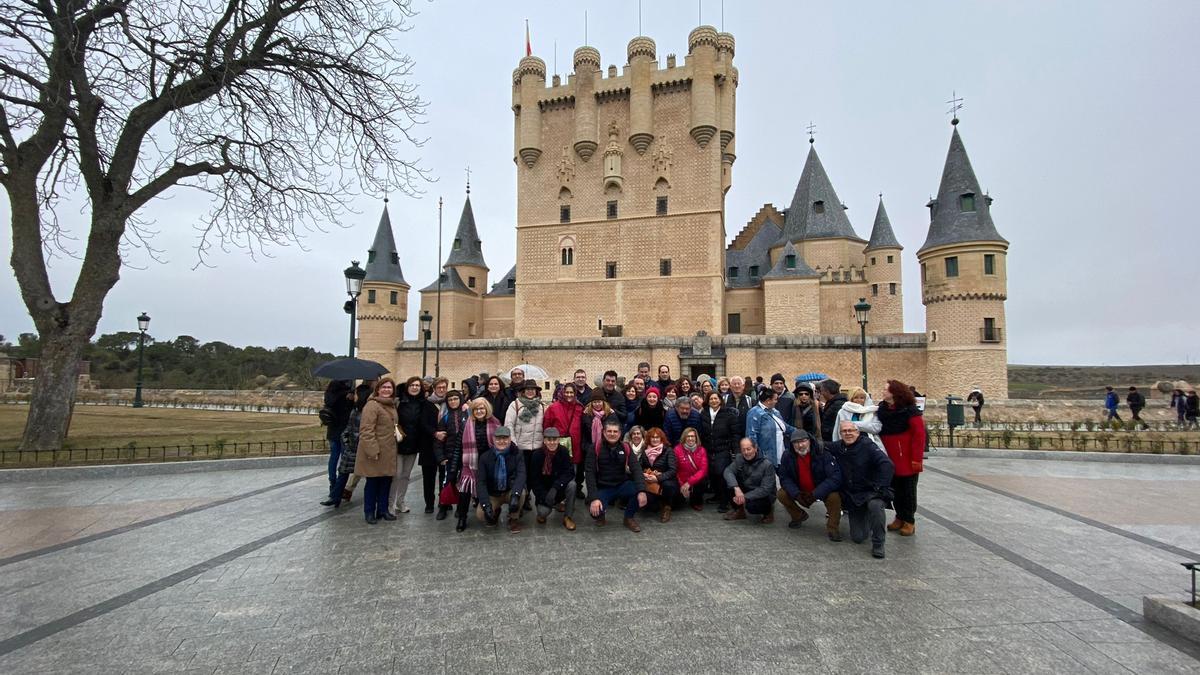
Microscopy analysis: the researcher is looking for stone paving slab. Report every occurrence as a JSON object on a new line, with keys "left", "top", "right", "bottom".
{"left": 0, "top": 458, "right": 1197, "bottom": 673}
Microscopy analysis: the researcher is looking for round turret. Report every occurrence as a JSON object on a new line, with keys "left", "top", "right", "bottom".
{"left": 688, "top": 25, "right": 719, "bottom": 53}
{"left": 627, "top": 36, "right": 656, "bottom": 61}
{"left": 573, "top": 46, "right": 600, "bottom": 70}
{"left": 716, "top": 32, "right": 735, "bottom": 56}
{"left": 514, "top": 56, "right": 546, "bottom": 168}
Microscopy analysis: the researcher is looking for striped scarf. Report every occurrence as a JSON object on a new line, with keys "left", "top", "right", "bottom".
{"left": 457, "top": 417, "right": 493, "bottom": 495}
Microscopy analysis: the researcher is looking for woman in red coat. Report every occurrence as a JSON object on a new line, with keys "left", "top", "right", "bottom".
{"left": 877, "top": 379, "right": 926, "bottom": 536}
{"left": 544, "top": 384, "right": 585, "bottom": 497}
{"left": 673, "top": 427, "right": 710, "bottom": 512}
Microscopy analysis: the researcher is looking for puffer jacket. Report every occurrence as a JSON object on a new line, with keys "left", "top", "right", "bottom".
{"left": 639, "top": 445, "right": 678, "bottom": 484}
{"left": 877, "top": 403, "right": 926, "bottom": 477}
{"left": 504, "top": 397, "right": 545, "bottom": 450}
{"left": 543, "top": 399, "right": 584, "bottom": 463}
{"left": 699, "top": 406, "right": 739, "bottom": 458}
{"left": 828, "top": 435, "right": 895, "bottom": 507}
{"left": 837, "top": 400, "right": 883, "bottom": 450}
{"left": 354, "top": 396, "right": 398, "bottom": 478}
{"left": 723, "top": 449, "right": 776, "bottom": 501}
{"left": 674, "top": 443, "right": 709, "bottom": 487}
{"left": 337, "top": 406, "right": 364, "bottom": 475}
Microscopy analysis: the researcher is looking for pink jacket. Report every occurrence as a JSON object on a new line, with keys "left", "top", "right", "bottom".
{"left": 673, "top": 443, "right": 709, "bottom": 487}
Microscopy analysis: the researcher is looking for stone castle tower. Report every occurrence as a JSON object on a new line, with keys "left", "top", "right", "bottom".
{"left": 357, "top": 204, "right": 409, "bottom": 364}
{"left": 919, "top": 121, "right": 1009, "bottom": 398}
{"left": 863, "top": 198, "right": 904, "bottom": 334}
{"left": 511, "top": 27, "right": 738, "bottom": 337}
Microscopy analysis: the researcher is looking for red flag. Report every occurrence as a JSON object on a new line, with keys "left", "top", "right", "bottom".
{"left": 525, "top": 19, "right": 531, "bottom": 56}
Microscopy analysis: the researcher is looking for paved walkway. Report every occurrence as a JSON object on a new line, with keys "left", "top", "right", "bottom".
{"left": 0, "top": 455, "right": 1197, "bottom": 673}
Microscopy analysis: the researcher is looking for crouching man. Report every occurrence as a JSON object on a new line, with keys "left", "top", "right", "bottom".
{"left": 723, "top": 438, "right": 778, "bottom": 524}
{"left": 585, "top": 418, "right": 649, "bottom": 532}
{"left": 530, "top": 427, "right": 577, "bottom": 531}
{"left": 476, "top": 426, "right": 527, "bottom": 533}
{"left": 777, "top": 431, "right": 844, "bottom": 541}
{"left": 829, "top": 420, "right": 895, "bottom": 558}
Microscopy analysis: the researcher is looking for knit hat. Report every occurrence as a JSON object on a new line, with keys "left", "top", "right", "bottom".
{"left": 771, "top": 373, "right": 786, "bottom": 384}
{"left": 645, "top": 386, "right": 661, "bottom": 398}
{"left": 589, "top": 390, "right": 608, "bottom": 403}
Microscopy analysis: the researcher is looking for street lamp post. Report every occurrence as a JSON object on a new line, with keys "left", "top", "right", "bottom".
{"left": 854, "top": 298, "right": 871, "bottom": 392}
{"left": 343, "top": 261, "right": 366, "bottom": 357}
{"left": 419, "top": 310, "right": 433, "bottom": 377}
{"left": 133, "top": 312, "right": 151, "bottom": 408}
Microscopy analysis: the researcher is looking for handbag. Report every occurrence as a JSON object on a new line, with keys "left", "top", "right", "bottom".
{"left": 394, "top": 424, "right": 405, "bottom": 443}
{"left": 438, "top": 482, "right": 458, "bottom": 506}
{"left": 643, "top": 471, "right": 662, "bottom": 495}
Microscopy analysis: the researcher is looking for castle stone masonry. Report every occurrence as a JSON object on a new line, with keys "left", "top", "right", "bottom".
{"left": 356, "top": 26, "right": 1010, "bottom": 398}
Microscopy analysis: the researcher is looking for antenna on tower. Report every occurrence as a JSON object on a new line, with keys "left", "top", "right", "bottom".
{"left": 947, "top": 90, "right": 964, "bottom": 125}
{"left": 721, "top": 0, "right": 725, "bottom": 30}
{"left": 638, "top": 0, "right": 642, "bottom": 34}
{"left": 584, "top": 10, "right": 588, "bottom": 44}
{"left": 698, "top": 0, "right": 702, "bottom": 24}
{"left": 806, "top": 121, "right": 817, "bottom": 145}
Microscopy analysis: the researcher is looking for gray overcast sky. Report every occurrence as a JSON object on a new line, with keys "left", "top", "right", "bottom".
{"left": 2, "top": 1, "right": 1197, "bottom": 365}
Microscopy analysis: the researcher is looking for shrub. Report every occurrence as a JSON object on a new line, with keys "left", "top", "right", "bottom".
{"left": 1000, "top": 429, "right": 1014, "bottom": 449}
{"left": 1084, "top": 419, "right": 1096, "bottom": 431}
{"left": 1027, "top": 434, "right": 1042, "bottom": 450}
{"left": 1069, "top": 421, "right": 1081, "bottom": 432}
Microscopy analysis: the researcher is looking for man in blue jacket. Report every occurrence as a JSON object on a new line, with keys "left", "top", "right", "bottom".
{"left": 1104, "top": 386, "right": 1121, "bottom": 422}
{"left": 746, "top": 389, "right": 797, "bottom": 467}
{"left": 828, "top": 420, "right": 894, "bottom": 559}
{"left": 777, "top": 432, "right": 843, "bottom": 540}
{"left": 663, "top": 397, "right": 702, "bottom": 446}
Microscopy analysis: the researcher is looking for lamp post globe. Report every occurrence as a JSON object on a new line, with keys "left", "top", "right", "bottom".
{"left": 854, "top": 298, "right": 871, "bottom": 392}
{"left": 343, "top": 261, "right": 366, "bottom": 357}
{"left": 133, "top": 312, "right": 151, "bottom": 408}
{"left": 419, "top": 310, "right": 433, "bottom": 377}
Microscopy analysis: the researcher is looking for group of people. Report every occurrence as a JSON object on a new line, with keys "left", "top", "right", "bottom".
{"left": 319, "top": 363, "right": 926, "bottom": 559}
{"left": 1106, "top": 385, "right": 1199, "bottom": 429}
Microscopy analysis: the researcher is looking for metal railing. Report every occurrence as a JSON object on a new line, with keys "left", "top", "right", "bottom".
{"left": 926, "top": 426, "right": 1200, "bottom": 454}
{"left": 0, "top": 439, "right": 329, "bottom": 468}
{"left": 980, "top": 326, "right": 1003, "bottom": 343}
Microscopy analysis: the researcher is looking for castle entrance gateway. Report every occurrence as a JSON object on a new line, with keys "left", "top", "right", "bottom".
{"left": 678, "top": 331, "right": 725, "bottom": 379}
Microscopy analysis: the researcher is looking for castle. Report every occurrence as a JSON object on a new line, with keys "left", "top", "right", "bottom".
{"left": 354, "top": 26, "right": 1010, "bottom": 399}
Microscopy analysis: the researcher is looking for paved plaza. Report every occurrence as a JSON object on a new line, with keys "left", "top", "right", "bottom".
{"left": 0, "top": 454, "right": 1198, "bottom": 674}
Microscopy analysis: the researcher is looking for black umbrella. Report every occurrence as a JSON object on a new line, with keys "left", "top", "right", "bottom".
{"left": 312, "top": 357, "right": 389, "bottom": 381}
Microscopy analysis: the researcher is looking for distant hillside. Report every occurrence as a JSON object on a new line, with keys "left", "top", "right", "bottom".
{"left": 1008, "top": 364, "right": 1200, "bottom": 399}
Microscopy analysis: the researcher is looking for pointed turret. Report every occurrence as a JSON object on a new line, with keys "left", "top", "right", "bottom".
{"left": 865, "top": 198, "right": 902, "bottom": 252}
{"left": 444, "top": 195, "right": 488, "bottom": 269}
{"left": 364, "top": 204, "right": 406, "bottom": 284}
{"left": 919, "top": 127, "right": 1006, "bottom": 253}
{"left": 778, "top": 144, "right": 861, "bottom": 243}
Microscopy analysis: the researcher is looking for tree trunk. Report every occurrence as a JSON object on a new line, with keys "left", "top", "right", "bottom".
{"left": 20, "top": 331, "right": 86, "bottom": 451}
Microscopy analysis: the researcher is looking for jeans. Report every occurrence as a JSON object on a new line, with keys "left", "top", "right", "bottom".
{"left": 363, "top": 476, "right": 393, "bottom": 520}
{"left": 326, "top": 434, "right": 345, "bottom": 487}
{"left": 389, "top": 454, "right": 419, "bottom": 514}
{"left": 535, "top": 480, "right": 577, "bottom": 519}
{"left": 847, "top": 497, "right": 886, "bottom": 548}
{"left": 891, "top": 474, "right": 919, "bottom": 523}
{"left": 1106, "top": 408, "right": 1121, "bottom": 421}
{"left": 329, "top": 471, "right": 351, "bottom": 503}
{"left": 593, "top": 481, "right": 640, "bottom": 520}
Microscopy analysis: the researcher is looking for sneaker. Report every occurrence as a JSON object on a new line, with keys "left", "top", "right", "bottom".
{"left": 563, "top": 516, "right": 577, "bottom": 531}
{"left": 623, "top": 517, "right": 642, "bottom": 533}
{"left": 899, "top": 522, "right": 915, "bottom": 536}
{"left": 399, "top": 505, "right": 410, "bottom": 514}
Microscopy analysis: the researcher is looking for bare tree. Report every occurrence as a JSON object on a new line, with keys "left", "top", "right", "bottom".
{"left": 1, "top": 0, "right": 426, "bottom": 450}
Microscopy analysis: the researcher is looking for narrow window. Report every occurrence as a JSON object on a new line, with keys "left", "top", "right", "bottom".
{"left": 960, "top": 193, "right": 976, "bottom": 212}
{"left": 872, "top": 284, "right": 878, "bottom": 297}
{"left": 390, "top": 252, "right": 398, "bottom": 265}
{"left": 468, "top": 321, "right": 476, "bottom": 336}
{"left": 561, "top": 247, "right": 574, "bottom": 266}
{"left": 749, "top": 265, "right": 760, "bottom": 278}
{"left": 944, "top": 256, "right": 959, "bottom": 278}
{"left": 367, "top": 251, "right": 376, "bottom": 263}
{"left": 813, "top": 200, "right": 825, "bottom": 214}
{"left": 656, "top": 196, "right": 668, "bottom": 216}
{"left": 606, "top": 262, "right": 617, "bottom": 279}
{"left": 870, "top": 257, "right": 876, "bottom": 266}
{"left": 606, "top": 200, "right": 618, "bottom": 219}
{"left": 984, "top": 253, "right": 995, "bottom": 275}
{"left": 727, "top": 313, "right": 742, "bottom": 334}
{"left": 842, "top": 270, "right": 851, "bottom": 282}
{"left": 785, "top": 254, "right": 796, "bottom": 269}
{"left": 389, "top": 291, "right": 398, "bottom": 305}
{"left": 889, "top": 282, "right": 897, "bottom": 295}
{"left": 983, "top": 317, "right": 999, "bottom": 342}
{"left": 921, "top": 263, "right": 927, "bottom": 283}
{"left": 660, "top": 258, "right": 672, "bottom": 276}
{"left": 468, "top": 276, "right": 476, "bottom": 288}
{"left": 728, "top": 266, "right": 739, "bottom": 279}
{"left": 367, "top": 289, "right": 376, "bottom": 304}
{"left": 886, "top": 255, "right": 894, "bottom": 264}
{"left": 507, "top": 278, "right": 515, "bottom": 290}
{"left": 560, "top": 205, "right": 571, "bottom": 223}
{"left": 453, "top": 238, "right": 462, "bottom": 250}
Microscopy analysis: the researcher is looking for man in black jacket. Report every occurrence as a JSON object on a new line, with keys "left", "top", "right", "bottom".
{"left": 655, "top": 364, "right": 674, "bottom": 395}
{"left": 723, "top": 438, "right": 778, "bottom": 524}
{"left": 723, "top": 375, "right": 755, "bottom": 438}
{"left": 530, "top": 427, "right": 577, "bottom": 531}
{"left": 777, "top": 432, "right": 843, "bottom": 539}
{"left": 1126, "top": 386, "right": 1148, "bottom": 429}
{"left": 476, "top": 426, "right": 527, "bottom": 533}
{"left": 585, "top": 418, "right": 648, "bottom": 532}
{"left": 828, "top": 420, "right": 895, "bottom": 558}
{"left": 771, "top": 373, "right": 796, "bottom": 427}
{"left": 600, "top": 370, "right": 626, "bottom": 418}
{"left": 818, "top": 379, "right": 848, "bottom": 443}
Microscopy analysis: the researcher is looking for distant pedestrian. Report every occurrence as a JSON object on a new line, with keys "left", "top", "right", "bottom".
{"left": 966, "top": 388, "right": 984, "bottom": 426}
{"left": 1184, "top": 390, "right": 1198, "bottom": 430}
{"left": 1126, "top": 386, "right": 1148, "bottom": 430}
{"left": 1103, "top": 386, "right": 1121, "bottom": 422}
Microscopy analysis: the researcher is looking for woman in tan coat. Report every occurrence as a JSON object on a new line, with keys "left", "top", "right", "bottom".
{"left": 356, "top": 378, "right": 399, "bottom": 524}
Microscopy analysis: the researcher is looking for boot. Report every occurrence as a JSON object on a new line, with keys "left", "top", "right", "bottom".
{"left": 887, "top": 518, "right": 904, "bottom": 532}
{"left": 759, "top": 506, "right": 775, "bottom": 525}
{"left": 723, "top": 507, "right": 746, "bottom": 521}
{"left": 623, "top": 517, "right": 642, "bottom": 533}
{"left": 871, "top": 544, "right": 886, "bottom": 559}
{"left": 435, "top": 505, "right": 449, "bottom": 521}
{"left": 660, "top": 505, "right": 672, "bottom": 523}
{"left": 595, "top": 514, "right": 607, "bottom": 527}
{"left": 899, "top": 521, "right": 915, "bottom": 536}
{"left": 455, "top": 515, "right": 467, "bottom": 532}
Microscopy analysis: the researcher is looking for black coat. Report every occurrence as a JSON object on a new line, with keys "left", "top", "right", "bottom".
{"left": 699, "top": 406, "right": 739, "bottom": 458}
{"left": 723, "top": 393, "right": 754, "bottom": 438}
{"left": 323, "top": 385, "right": 354, "bottom": 439}
{"left": 434, "top": 407, "right": 468, "bottom": 465}
{"left": 828, "top": 435, "right": 894, "bottom": 507}
{"left": 396, "top": 395, "right": 438, "bottom": 465}
{"left": 529, "top": 447, "right": 574, "bottom": 504}
{"left": 820, "top": 395, "right": 848, "bottom": 442}
{"left": 639, "top": 446, "right": 678, "bottom": 484}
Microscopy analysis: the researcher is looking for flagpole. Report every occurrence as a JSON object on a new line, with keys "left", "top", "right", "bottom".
{"left": 435, "top": 196, "right": 443, "bottom": 378}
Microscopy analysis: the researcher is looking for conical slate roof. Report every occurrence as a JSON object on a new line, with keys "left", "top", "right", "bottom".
{"left": 444, "top": 196, "right": 488, "bottom": 269}
{"left": 364, "top": 204, "right": 406, "bottom": 284}
{"left": 486, "top": 265, "right": 517, "bottom": 296}
{"left": 764, "top": 241, "right": 820, "bottom": 279}
{"left": 865, "top": 198, "right": 902, "bottom": 251}
{"left": 919, "top": 126, "right": 1007, "bottom": 253}
{"left": 779, "top": 144, "right": 862, "bottom": 243}
{"left": 419, "top": 266, "right": 472, "bottom": 293}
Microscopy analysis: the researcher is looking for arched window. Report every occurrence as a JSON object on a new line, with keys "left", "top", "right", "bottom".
{"left": 813, "top": 200, "right": 825, "bottom": 214}
{"left": 561, "top": 247, "right": 574, "bottom": 266}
